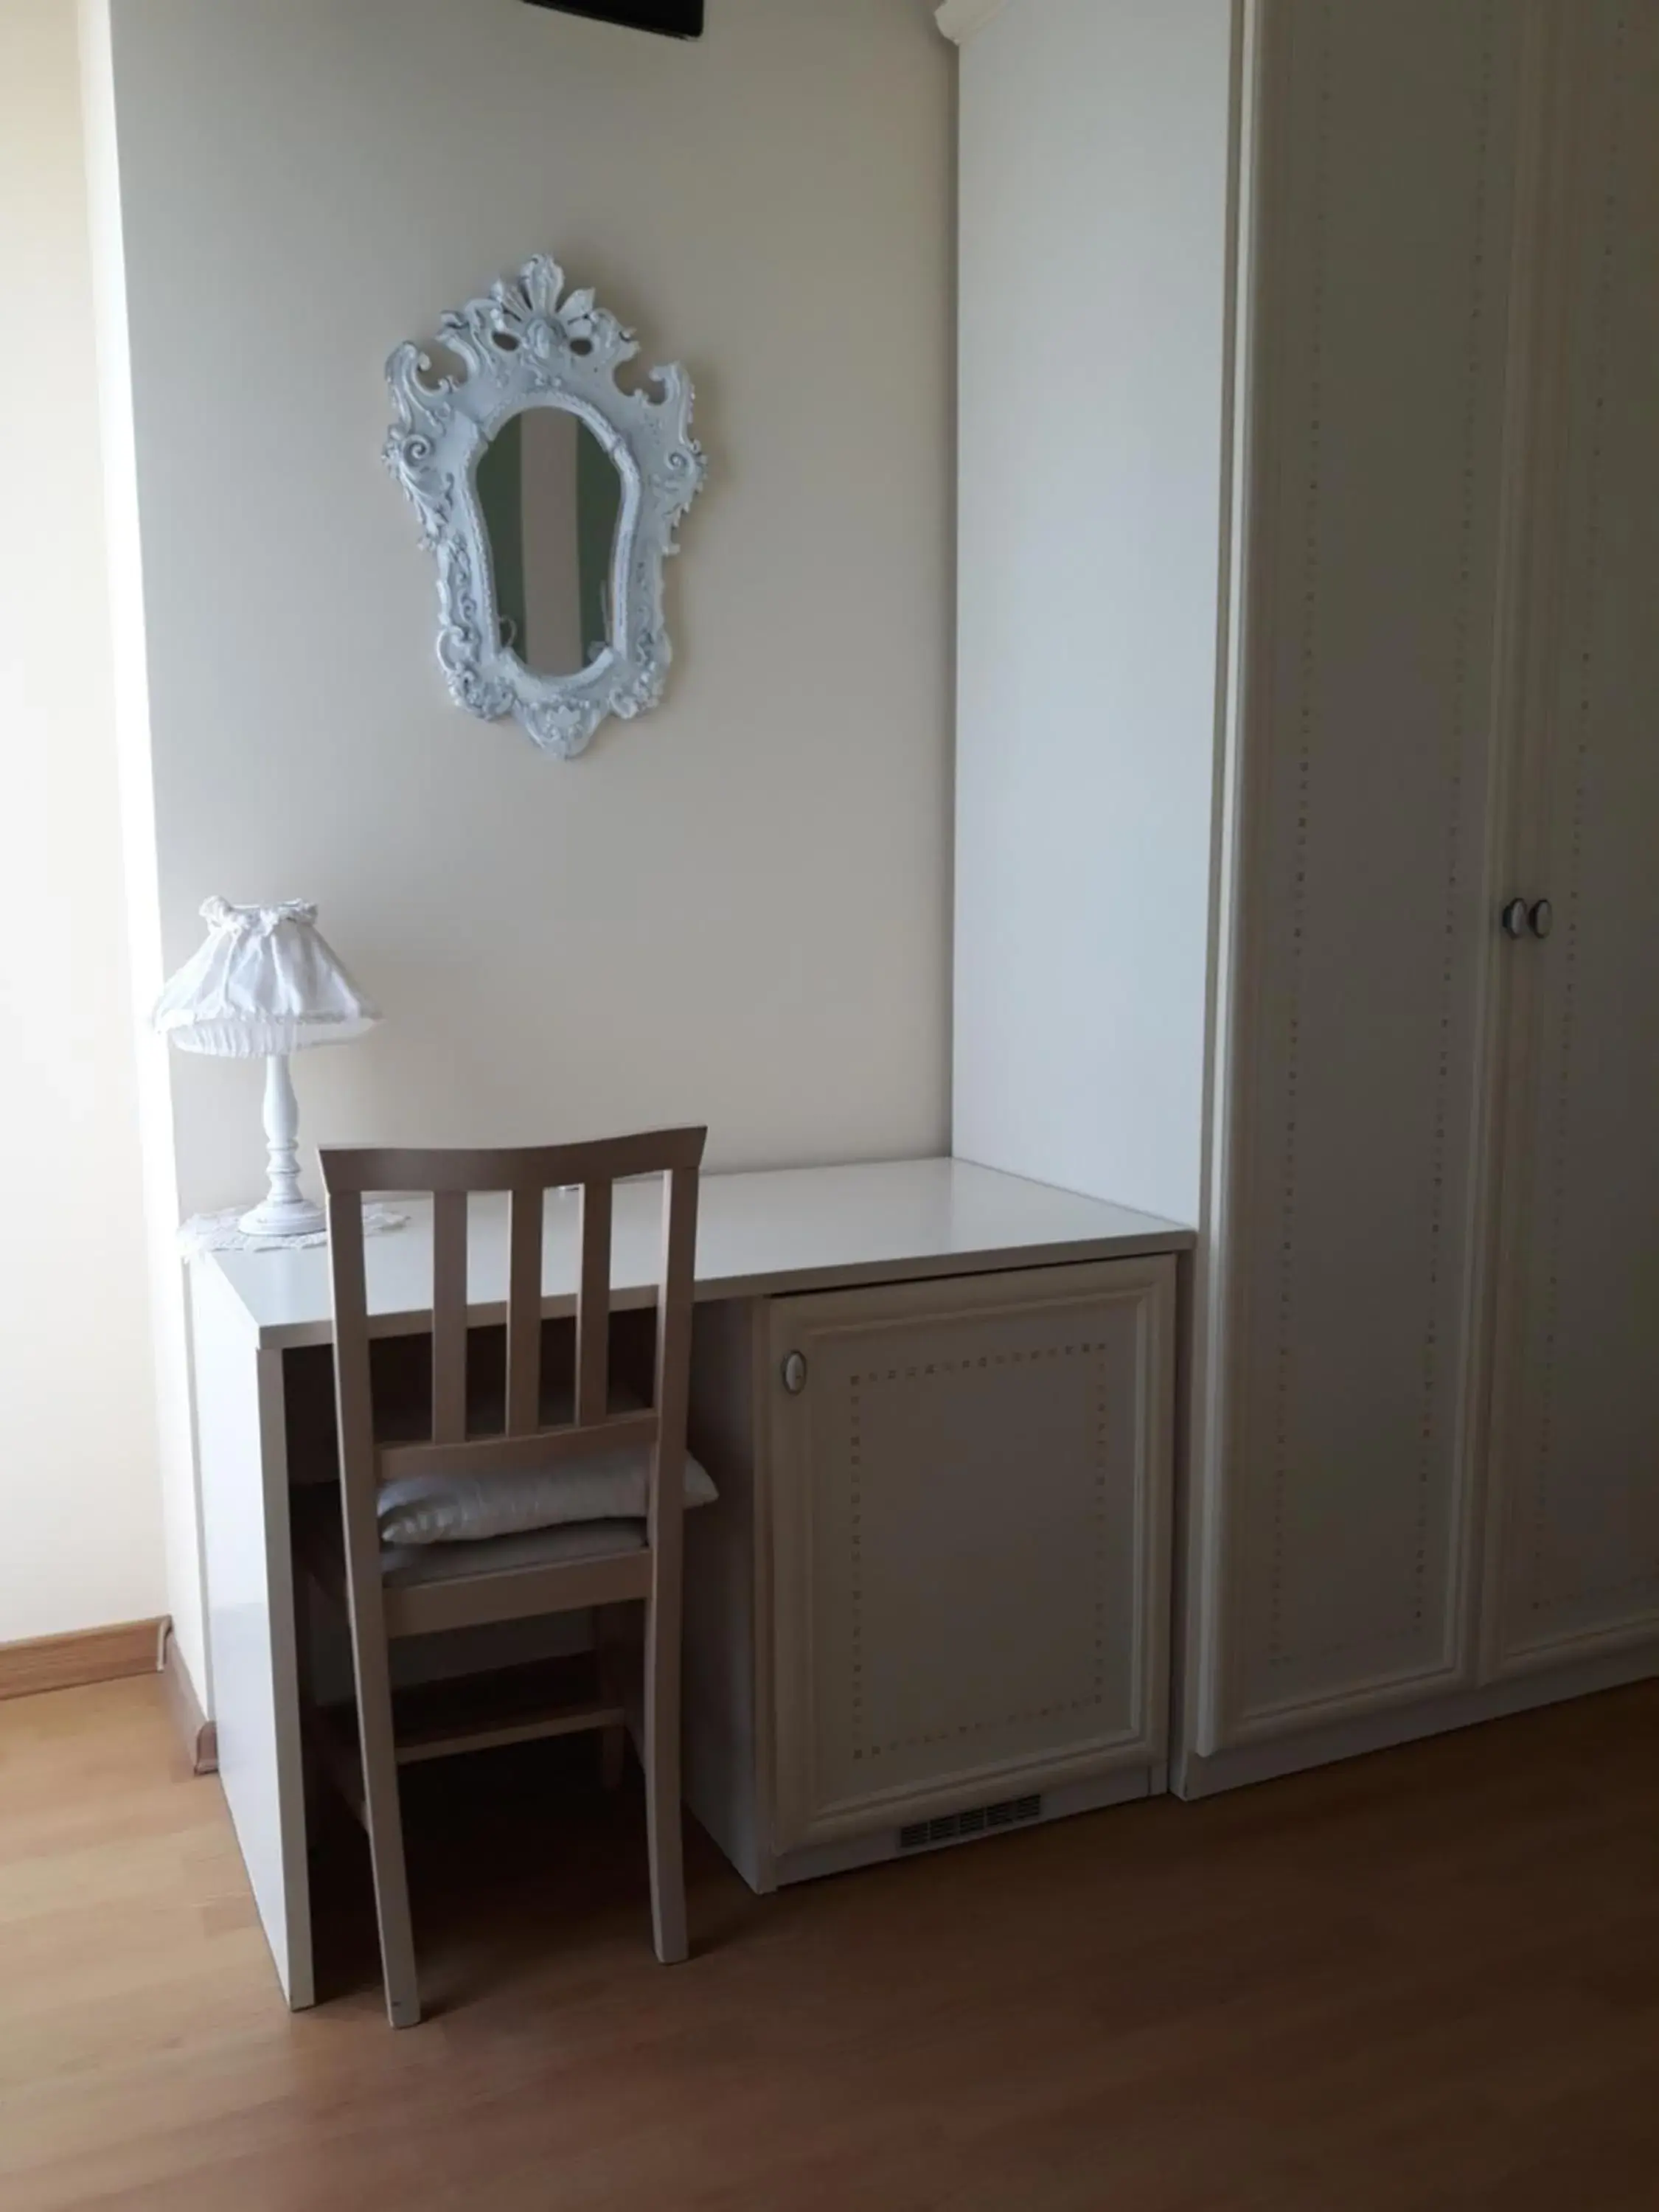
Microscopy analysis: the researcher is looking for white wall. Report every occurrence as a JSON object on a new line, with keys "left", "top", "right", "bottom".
{"left": 951, "top": 0, "right": 1236, "bottom": 1225}
{"left": 0, "top": 0, "right": 164, "bottom": 1643}
{"left": 103, "top": 0, "right": 956, "bottom": 1219}
{"left": 93, "top": 0, "right": 955, "bottom": 1697}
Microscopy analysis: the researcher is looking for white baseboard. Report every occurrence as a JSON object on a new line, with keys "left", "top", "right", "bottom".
{"left": 768, "top": 1764, "right": 1158, "bottom": 1888}
{"left": 1173, "top": 1644, "right": 1659, "bottom": 1799}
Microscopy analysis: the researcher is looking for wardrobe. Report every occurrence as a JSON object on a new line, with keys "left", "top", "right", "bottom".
{"left": 942, "top": 0, "right": 1659, "bottom": 1790}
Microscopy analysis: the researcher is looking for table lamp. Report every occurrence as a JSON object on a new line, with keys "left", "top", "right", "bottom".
{"left": 153, "top": 898, "right": 380, "bottom": 1240}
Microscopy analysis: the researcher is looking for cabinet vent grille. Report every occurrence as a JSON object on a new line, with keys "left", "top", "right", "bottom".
{"left": 900, "top": 1795, "right": 1042, "bottom": 1852}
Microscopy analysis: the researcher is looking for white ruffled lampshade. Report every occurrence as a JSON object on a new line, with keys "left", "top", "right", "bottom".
{"left": 153, "top": 898, "right": 380, "bottom": 1059}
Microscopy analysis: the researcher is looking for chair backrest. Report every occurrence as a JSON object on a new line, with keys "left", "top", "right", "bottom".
{"left": 318, "top": 1130, "right": 706, "bottom": 1544}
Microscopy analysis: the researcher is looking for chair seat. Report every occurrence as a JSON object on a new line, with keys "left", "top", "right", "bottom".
{"left": 381, "top": 1518, "right": 647, "bottom": 1587}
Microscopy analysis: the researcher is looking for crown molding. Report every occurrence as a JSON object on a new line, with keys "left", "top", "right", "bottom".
{"left": 936, "top": 0, "right": 1012, "bottom": 48}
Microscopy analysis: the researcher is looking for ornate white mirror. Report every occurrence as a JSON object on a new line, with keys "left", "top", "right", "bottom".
{"left": 385, "top": 257, "right": 706, "bottom": 758}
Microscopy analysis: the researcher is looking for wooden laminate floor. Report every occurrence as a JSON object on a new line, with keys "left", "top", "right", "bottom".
{"left": 3, "top": 1677, "right": 1658, "bottom": 2211}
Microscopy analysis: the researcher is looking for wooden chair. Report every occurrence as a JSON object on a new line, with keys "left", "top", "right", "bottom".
{"left": 315, "top": 1129, "right": 706, "bottom": 2028}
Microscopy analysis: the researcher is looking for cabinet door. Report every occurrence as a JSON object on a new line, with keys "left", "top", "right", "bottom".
{"left": 1486, "top": 2, "right": 1659, "bottom": 1672}
{"left": 1208, "top": 0, "right": 1523, "bottom": 1746}
{"left": 767, "top": 1259, "right": 1174, "bottom": 1854}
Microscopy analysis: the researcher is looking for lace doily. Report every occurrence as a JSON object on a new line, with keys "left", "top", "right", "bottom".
{"left": 179, "top": 1203, "right": 408, "bottom": 1258}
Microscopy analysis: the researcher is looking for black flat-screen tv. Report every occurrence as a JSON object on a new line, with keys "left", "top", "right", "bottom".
{"left": 524, "top": 0, "right": 703, "bottom": 35}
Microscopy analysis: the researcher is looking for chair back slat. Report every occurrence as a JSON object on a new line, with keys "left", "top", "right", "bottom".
{"left": 576, "top": 1178, "right": 613, "bottom": 1426}
{"left": 320, "top": 1129, "right": 704, "bottom": 1198}
{"left": 431, "top": 1191, "right": 468, "bottom": 1444}
{"left": 505, "top": 1185, "right": 544, "bottom": 1434}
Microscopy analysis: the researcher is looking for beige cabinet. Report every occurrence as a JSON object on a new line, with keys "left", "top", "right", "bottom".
{"left": 1483, "top": 0, "right": 1659, "bottom": 1680}
{"left": 685, "top": 1256, "right": 1178, "bottom": 1891}
{"left": 1213, "top": 0, "right": 1521, "bottom": 1738}
{"left": 946, "top": 0, "right": 1659, "bottom": 1799}
{"left": 1203, "top": 0, "right": 1659, "bottom": 1761}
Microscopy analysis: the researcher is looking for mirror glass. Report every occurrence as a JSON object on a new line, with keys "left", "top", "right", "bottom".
{"left": 476, "top": 404, "right": 624, "bottom": 677}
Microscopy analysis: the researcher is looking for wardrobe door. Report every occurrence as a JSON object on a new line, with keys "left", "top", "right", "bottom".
{"left": 1206, "top": 0, "right": 1523, "bottom": 1747}
{"left": 1486, "top": 1, "right": 1659, "bottom": 1672}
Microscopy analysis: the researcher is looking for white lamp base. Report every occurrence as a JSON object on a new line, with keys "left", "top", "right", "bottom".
{"left": 239, "top": 1052, "right": 326, "bottom": 1242}
{"left": 237, "top": 1194, "right": 326, "bottom": 1240}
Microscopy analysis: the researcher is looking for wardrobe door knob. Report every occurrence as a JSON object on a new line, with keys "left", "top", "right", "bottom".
{"left": 782, "top": 1351, "right": 808, "bottom": 1396}
{"left": 1500, "top": 897, "right": 1530, "bottom": 939}
{"left": 1528, "top": 898, "right": 1554, "bottom": 940}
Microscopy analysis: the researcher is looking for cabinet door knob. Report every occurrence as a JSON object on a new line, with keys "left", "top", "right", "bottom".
{"left": 1528, "top": 897, "right": 1554, "bottom": 940}
{"left": 1500, "top": 897, "right": 1530, "bottom": 939}
{"left": 782, "top": 1350, "right": 808, "bottom": 1395}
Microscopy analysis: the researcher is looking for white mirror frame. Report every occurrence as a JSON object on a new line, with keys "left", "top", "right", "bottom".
{"left": 385, "top": 257, "right": 706, "bottom": 759}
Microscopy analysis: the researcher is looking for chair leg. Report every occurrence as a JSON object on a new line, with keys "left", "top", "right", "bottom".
{"left": 642, "top": 1585, "right": 687, "bottom": 1964}
{"left": 355, "top": 1655, "right": 422, "bottom": 2027}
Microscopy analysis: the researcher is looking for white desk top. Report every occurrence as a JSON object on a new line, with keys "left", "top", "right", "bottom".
{"left": 204, "top": 1156, "right": 1193, "bottom": 1349}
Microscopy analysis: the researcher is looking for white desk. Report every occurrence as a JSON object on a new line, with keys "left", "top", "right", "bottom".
{"left": 209, "top": 1155, "right": 1191, "bottom": 1348}
{"left": 191, "top": 1158, "right": 1193, "bottom": 2005}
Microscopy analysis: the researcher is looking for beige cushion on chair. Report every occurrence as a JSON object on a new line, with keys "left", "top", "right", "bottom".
{"left": 378, "top": 1436, "right": 717, "bottom": 1551}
